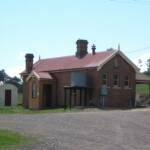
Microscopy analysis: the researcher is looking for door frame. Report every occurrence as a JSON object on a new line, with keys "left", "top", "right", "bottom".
{"left": 43, "top": 84, "right": 52, "bottom": 108}
{"left": 5, "top": 89, "right": 11, "bottom": 106}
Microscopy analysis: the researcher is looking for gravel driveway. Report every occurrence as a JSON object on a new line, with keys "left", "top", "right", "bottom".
{"left": 0, "top": 108, "right": 150, "bottom": 150}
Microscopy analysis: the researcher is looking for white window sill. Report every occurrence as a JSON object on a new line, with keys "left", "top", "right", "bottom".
{"left": 124, "top": 87, "right": 132, "bottom": 90}
{"left": 102, "top": 86, "right": 110, "bottom": 88}
{"left": 112, "top": 86, "right": 121, "bottom": 89}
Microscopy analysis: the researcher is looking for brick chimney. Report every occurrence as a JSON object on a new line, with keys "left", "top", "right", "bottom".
{"left": 25, "top": 53, "right": 34, "bottom": 73}
{"left": 76, "top": 39, "right": 88, "bottom": 58}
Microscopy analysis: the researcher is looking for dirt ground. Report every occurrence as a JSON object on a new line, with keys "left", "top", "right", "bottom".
{"left": 0, "top": 108, "right": 150, "bottom": 150}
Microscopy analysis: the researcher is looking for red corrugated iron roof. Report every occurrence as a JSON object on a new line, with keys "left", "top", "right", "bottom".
{"left": 36, "top": 72, "right": 53, "bottom": 80}
{"left": 33, "top": 51, "right": 114, "bottom": 72}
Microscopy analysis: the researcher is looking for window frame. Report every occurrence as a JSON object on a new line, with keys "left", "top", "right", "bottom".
{"left": 32, "top": 79, "right": 37, "bottom": 99}
{"left": 102, "top": 73, "right": 108, "bottom": 86}
{"left": 124, "top": 75, "right": 129, "bottom": 88}
{"left": 114, "top": 58, "right": 119, "bottom": 68}
{"left": 113, "top": 73, "right": 120, "bottom": 87}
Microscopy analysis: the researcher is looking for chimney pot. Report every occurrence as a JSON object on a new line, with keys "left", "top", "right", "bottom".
{"left": 91, "top": 44, "right": 96, "bottom": 55}
{"left": 25, "top": 53, "right": 34, "bottom": 73}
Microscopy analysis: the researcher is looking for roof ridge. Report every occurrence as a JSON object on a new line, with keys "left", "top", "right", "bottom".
{"left": 40, "top": 55, "right": 74, "bottom": 61}
{"left": 96, "top": 50, "right": 117, "bottom": 67}
{"left": 32, "top": 50, "right": 116, "bottom": 72}
{"left": 39, "top": 50, "right": 112, "bottom": 61}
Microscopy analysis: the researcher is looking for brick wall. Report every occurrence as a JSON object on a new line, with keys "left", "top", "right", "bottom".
{"left": 23, "top": 54, "right": 136, "bottom": 108}
{"left": 53, "top": 54, "right": 136, "bottom": 107}
{"left": 99, "top": 54, "right": 136, "bottom": 107}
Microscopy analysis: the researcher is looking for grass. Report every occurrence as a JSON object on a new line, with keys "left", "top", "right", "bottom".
{"left": 136, "top": 84, "right": 150, "bottom": 94}
{"left": 0, "top": 106, "right": 77, "bottom": 114}
{"left": 0, "top": 129, "right": 30, "bottom": 150}
{"left": 2, "top": 91, "right": 75, "bottom": 114}
{"left": 4, "top": 85, "right": 149, "bottom": 115}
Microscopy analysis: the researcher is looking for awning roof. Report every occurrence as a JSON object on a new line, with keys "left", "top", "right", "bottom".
{"left": 26, "top": 71, "right": 53, "bottom": 81}
{"left": 136, "top": 73, "right": 150, "bottom": 84}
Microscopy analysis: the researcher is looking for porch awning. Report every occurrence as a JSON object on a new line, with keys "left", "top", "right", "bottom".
{"left": 26, "top": 71, "right": 53, "bottom": 81}
{"left": 136, "top": 73, "right": 150, "bottom": 84}
{"left": 36, "top": 72, "right": 53, "bottom": 80}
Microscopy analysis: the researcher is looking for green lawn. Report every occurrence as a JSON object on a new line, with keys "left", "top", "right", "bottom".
{"left": 0, "top": 106, "right": 76, "bottom": 114}
{"left": 5, "top": 85, "right": 149, "bottom": 114}
{"left": 0, "top": 129, "right": 29, "bottom": 150}
{"left": 136, "top": 84, "right": 150, "bottom": 94}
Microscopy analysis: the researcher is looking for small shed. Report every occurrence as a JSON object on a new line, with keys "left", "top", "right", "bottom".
{"left": 0, "top": 82, "right": 18, "bottom": 106}
{"left": 136, "top": 73, "right": 150, "bottom": 84}
{"left": 136, "top": 73, "right": 150, "bottom": 106}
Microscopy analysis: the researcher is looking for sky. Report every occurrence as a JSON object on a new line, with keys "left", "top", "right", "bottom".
{"left": 0, "top": 0, "right": 150, "bottom": 77}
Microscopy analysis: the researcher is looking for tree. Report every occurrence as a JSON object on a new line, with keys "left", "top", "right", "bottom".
{"left": 147, "top": 58, "right": 150, "bottom": 74}
{"left": 144, "top": 58, "right": 150, "bottom": 75}
{"left": 6, "top": 76, "right": 22, "bottom": 92}
{"left": 0, "top": 69, "right": 5, "bottom": 81}
{"left": 0, "top": 69, "right": 22, "bottom": 92}
{"left": 0, "top": 69, "right": 11, "bottom": 81}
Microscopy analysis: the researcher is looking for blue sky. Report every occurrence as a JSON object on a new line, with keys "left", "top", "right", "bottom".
{"left": 0, "top": 0, "right": 150, "bottom": 77}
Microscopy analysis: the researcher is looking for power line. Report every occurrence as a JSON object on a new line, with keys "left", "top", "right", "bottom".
{"left": 108, "top": 0, "right": 150, "bottom": 5}
{"left": 124, "top": 46, "right": 150, "bottom": 54}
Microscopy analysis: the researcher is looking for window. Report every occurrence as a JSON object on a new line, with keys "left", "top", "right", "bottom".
{"left": 102, "top": 73, "right": 107, "bottom": 85}
{"left": 124, "top": 76, "right": 129, "bottom": 87}
{"left": 113, "top": 74, "right": 119, "bottom": 87}
{"left": 32, "top": 80, "right": 37, "bottom": 98}
{"left": 114, "top": 58, "right": 119, "bottom": 68}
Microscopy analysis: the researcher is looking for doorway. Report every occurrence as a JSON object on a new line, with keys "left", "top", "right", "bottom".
{"left": 5, "top": 90, "right": 11, "bottom": 106}
{"left": 43, "top": 84, "right": 52, "bottom": 107}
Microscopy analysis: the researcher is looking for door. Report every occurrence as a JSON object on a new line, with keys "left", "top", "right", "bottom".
{"left": 43, "top": 84, "right": 52, "bottom": 107}
{"left": 5, "top": 90, "right": 11, "bottom": 106}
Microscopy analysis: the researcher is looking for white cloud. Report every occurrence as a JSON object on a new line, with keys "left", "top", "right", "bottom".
{"left": 132, "top": 52, "right": 150, "bottom": 72}
{"left": 17, "top": 51, "right": 26, "bottom": 61}
{"left": 5, "top": 51, "right": 37, "bottom": 78}
{"left": 6, "top": 66, "right": 24, "bottom": 78}
{"left": 4, "top": 51, "right": 26, "bottom": 78}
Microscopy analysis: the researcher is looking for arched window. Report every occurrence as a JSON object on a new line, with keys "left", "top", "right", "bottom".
{"left": 32, "top": 80, "right": 37, "bottom": 98}
{"left": 114, "top": 58, "right": 119, "bottom": 68}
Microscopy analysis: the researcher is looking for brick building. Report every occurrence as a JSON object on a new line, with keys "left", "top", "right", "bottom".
{"left": 21, "top": 39, "right": 139, "bottom": 109}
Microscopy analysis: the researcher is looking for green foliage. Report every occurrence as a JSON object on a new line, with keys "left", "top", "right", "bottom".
{"left": 144, "top": 58, "right": 150, "bottom": 75}
{"left": 0, "top": 106, "right": 76, "bottom": 114}
{"left": 0, "top": 69, "right": 23, "bottom": 92}
{"left": 136, "top": 84, "right": 149, "bottom": 94}
{"left": 6, "top": 76, "right": 23, "bottom": 93}
{"left": 0, "top": 129, "right": 28, "bottom": 149}
{"left": 147, "top": 58, "right": 150, "bottom": 71}
{"left": 0, "top": 69, "right": 9, "bottom": 82}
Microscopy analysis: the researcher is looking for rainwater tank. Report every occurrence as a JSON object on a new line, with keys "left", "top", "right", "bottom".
{"left": 71, "top": 72, "right": 87, "bottom": 87}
